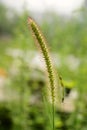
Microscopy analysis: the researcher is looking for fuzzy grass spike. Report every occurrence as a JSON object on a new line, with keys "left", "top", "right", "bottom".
{"left": 28, "top": 17, "right": 55, "bottom": 104}
{"left": 28, "top": 17, "right": 65, "bottom": 130}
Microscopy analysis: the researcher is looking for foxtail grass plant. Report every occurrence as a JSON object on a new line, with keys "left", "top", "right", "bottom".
{"left": 28, "top": 17, "right": 64, "bottom": 130}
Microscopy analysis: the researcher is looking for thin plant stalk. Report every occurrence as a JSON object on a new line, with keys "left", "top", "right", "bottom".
{"left": 28, "top": 17, "right": 65, "bottom": 130}
{"left": 28, "top": 17, "right": 55, "bottom": 130}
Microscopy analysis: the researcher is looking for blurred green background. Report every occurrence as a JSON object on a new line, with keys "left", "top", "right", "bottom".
{"left": 0, "top": 1, "right": 87, "bottom": 130}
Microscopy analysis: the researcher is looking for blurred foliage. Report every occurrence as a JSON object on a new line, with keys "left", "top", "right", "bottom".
{"left": 0, "top": 104, "right": 13, "bottom": 130}
{"left": 0, "top": 2, "right": 87, "bottom": 130}
{"left": 0, "top": 3, "right": 19, "bottom": 35}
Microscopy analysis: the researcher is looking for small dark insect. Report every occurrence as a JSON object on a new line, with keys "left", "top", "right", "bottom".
{"left": 59, "top": 76, "right": 65, "bottom": 102}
